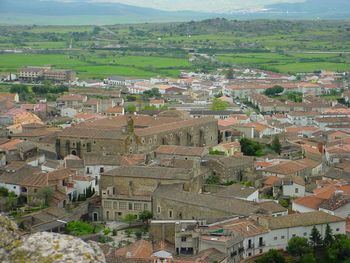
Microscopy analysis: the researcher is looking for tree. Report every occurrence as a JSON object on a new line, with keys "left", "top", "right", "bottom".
{"left": 327, "top": 234, "right": 350, "bottom": 263}
{"left": 264, "top": 85, "right": 284, "bottom": 96}
{"left": 143, "top": 88, "right": 161, "bottom": 99}
{"left": 67, "top": 221, "right": 96, "bottom": 236}
{"left": 310, "top": 226, "right": 322, "bottom": 248}
{"left": 299, "top": 253, "right": 316, "bottom": 263}
{"left": 287, "top": 237, "right": 312, "bottom": 257}
{"left": 240, "top": 137, "right": 264, "bottom": 157}
{"left": 0, "top": 187, "right": 9, "bottom": 197}
{"left": 39, "top": 187, "right": 54, "bottom": 206}
{"left": 225, "top": 68, "right": 234, "bottom": 80}
{"left": 139, "top": 210, "right": 153, "bottom": 223}
{"left": 324, "top": 224, "right": 334, "bottom": 247}
{"left": 5, "top": 192, "right": 17, "bottom": 211}
{"left": 126, "top": 104, "right": 136, "bottom": 113}
{"left": 10, "top": 84, "right": 30, "bottom": 101}
{"left": 271, "top": 136, "right": 282, "bottom": 155}
{"left": 211, "top": 98, "right": 228, "bottom": 111}
{"left": 124, "top": 213, "right": 136, "bottom": 226}
{"left": 286, "top": 91, "right": 303, "bottom": 103}
{"left": 255, "top": 249, "right": 285, "bottom": 263}
{"left": 205, "top": 175, "right": 221, "bottom": 185}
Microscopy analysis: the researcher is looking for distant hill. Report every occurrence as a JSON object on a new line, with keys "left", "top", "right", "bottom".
{"left": 265, "top": 0, "right": 350, "bottom": 19}
{"left": 0, "top": 0, "right": 213, "bottom": 25}
{"left": 0, "top": 0, "right": 349, "bottom": 25}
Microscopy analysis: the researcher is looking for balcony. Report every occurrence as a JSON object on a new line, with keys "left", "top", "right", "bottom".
{"left": 258, "top": 241, "right": 266, "bottom": 247}
{"left": 247, "top": 244, "right": 254, "bottom": 249}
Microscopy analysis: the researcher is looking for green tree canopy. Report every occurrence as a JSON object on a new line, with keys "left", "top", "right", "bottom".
{"left": 287, "top": 237, "right": 312, "bottom": 257}
{"left": 225, "top": 68, "right": 234, "bottom": 80}
{"left": 38, "top": 187, "right": 53, "bottom": 206}
{"left": 143, "top": 88, "right": 161, "bottom": 99}
{"left": 139, "top": 210, "right": 153, "bottom": 223}
{"left": 299, "top": 253, "right": 316, "bottom": 263}
{"left": 240, "top": 137, "right": 264, "bottom": 157}
{"left": 310, "top": 226, "right": 322, "bottom": 248}
{"left": 264, "top": 85, "right": 284, "bottom": 96}
{"left": 211, "top": 98, "right": 229, "bottom": 111}
{"left": 124, "top": 213, "right": 137, "bottom": 226}
{"left": 324, "top": 224, "right": 334, "bottom": 247}
{"left": 327, "top": 234, "right": 350, "bottom": 263}
{"left": 255, "top": 249, "right": 285, "bottom": 263}
{"left": 271, "top": 136, "right": 282, "bottom": 155}
{"left": 126, "top": 104, "right": 137, "bottom": 113}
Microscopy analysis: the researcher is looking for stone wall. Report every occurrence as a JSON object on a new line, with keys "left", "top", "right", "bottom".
{"left": 152, "top": 196, "right": 232, "bottom": 220}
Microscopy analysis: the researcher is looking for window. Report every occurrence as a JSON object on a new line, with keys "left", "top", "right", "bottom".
{"left": 295, "top": 188, "right": 299, "bottom": 193}
{"left": 128, "top": 203, "right": 133, "bottom": 210}
{"left": 87, "top": 143, "right": 92, "bottom": 152}
{"left": 104, "top": 201, "right": 112, "bottom": 209}
{"left": 106, "top": 211, "right": 110, "bottom": 220}
{"left": 13, "top": 186, "right": 16, "bottom": 189}
{"left": 34, "top": 189, "right": 37, "bottom": 193}
{"left": 292, "top": 234, "right": 296, "bottom": 237}
{"left": 181, "top": 237, "right": 187, "bottom": 242}
{"left": 86, "top": 167, "right": 91, "bottom": 174}
{"left": 274, "top": 237, "right": 277, "bottom": 240}
{"left": 113, "top": 201, "right": 118, "bottom": 209}
{"left": 169, "top": 210, "right": 173, "bottom": 218}
{"left": 303, "top": 232, "right": 307, "bottom": 236}
{"left": 119, "top": 202, "right": 127, "bottom": 210}
{"left": 144, "top": 203, "right": 148, "bottom": 210}
{"left": 281, "top": 236, "right": 285, "bottom": 239}
{"left": 157, "top": 206, "right": 161, "bottom": 213}
{"left": 134, "top": 203, "right": 142, "bottom": 211}
{"left": 260, "top": 249, "right": 263, "bottom": 254}
{"left": 100, "top": 167, "right": 104, "bottom": 173}
{"left": 336, "top": 228, "right": 340, "bottom": 232}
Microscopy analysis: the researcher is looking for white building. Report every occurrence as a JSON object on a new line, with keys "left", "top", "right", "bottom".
{"left": 84, "top": 154, "right": 123, "bottom": 192}
{"left": 220, "top": 211, "right": 345, "bottom": 258}
{"left": 319, "top": 193, "right": 350, "bottom": 218}
{"left": 73, "top": 175, "right": 96, "bottom": 195}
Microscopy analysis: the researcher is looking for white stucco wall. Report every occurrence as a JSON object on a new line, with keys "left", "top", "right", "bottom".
{"left": 0, "top": 183, "right": 21, "bottom": 196}
{"left": 292, "top": 203, "right": 317, "bottom": 213}
{"left": 283, "top": 183, "right": 305, "bottom": 197}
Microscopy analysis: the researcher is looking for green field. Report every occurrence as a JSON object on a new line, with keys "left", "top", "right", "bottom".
{"left": 217, "top": 52, "right": 350, "bottom": 74}
{"left": 0, "top": 20, "right": 350, "bottom": 77}
{"left": 0, "top": 53, "right": 191, "bottom": 79}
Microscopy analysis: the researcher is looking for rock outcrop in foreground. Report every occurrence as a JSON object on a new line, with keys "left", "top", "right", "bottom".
{"left": 0, "top": 215, "right": 106, "bottom": 263}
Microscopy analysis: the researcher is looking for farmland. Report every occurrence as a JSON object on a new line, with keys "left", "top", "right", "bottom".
{"left": 0, "top": 19, "right": 349, "bottom": 78}
{"left": 0, "top": 53, "right": 191, "bottom": 79}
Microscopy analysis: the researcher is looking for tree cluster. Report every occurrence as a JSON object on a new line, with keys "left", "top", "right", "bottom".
{"left": 240, "top": 137, "right": 264, "bottom": 157}
{"left": 211, "top": 98, "right": 229, "bottom": 111}
{"left": 143, "top": 88, "right": 161, "bottom": 99}
{"left": 264, "top": 85, "right": 284, "bottom": 96}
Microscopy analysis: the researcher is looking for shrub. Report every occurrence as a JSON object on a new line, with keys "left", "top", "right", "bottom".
{"left": 67, "top": 221, "right": 96, "bottom": 236}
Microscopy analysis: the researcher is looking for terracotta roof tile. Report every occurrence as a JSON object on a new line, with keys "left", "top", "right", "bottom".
{"left": 293, "top": 196, "right": 325, "bottom": 210}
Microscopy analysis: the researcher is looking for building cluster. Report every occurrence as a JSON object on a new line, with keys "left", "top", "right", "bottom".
{"left": 0, "top": 66, "right": 349, "bottom": 262}
{"left": 18, "top": 66, "right": 76, "bottom": 82}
